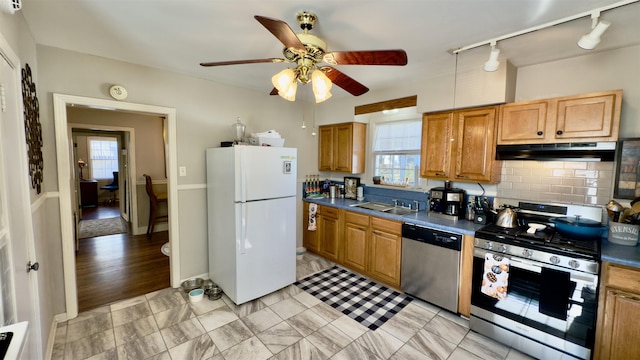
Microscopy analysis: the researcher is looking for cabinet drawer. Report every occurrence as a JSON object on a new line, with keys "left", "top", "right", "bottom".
{"left": 606, "top": 264, "right": 640, "bottom": 293}
{"left": 321, "top": 206, "right": 340, "bottom": 219}
{"left": 371, "top": 216, "right": 401, "bottom": 235}
{"left": 345, "top": 211, "right": 369, "bottom": 227}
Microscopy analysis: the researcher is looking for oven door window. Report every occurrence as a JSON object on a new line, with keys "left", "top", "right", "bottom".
{"left": 471, "top": 252, "right": 597, "bottom": 348}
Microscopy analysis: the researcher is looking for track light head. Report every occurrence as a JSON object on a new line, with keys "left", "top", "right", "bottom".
{"left": 483, "top": 43, "right": 500, "bottom": 72}
{"left": 578, "top": 19, "right": 611, "bottom": 50}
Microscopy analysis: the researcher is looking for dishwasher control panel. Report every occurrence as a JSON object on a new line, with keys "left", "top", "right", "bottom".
{"left": 402, "top": 223, "right": 462, "bottom": 251}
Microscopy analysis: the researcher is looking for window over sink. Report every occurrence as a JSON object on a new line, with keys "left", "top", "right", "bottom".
{"left": 372, "top": 118, "right": 421, "bottom": 187}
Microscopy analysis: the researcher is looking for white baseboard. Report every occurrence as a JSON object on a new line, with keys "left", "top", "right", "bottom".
{"left": 45, "top": 314, "right": 68, "bottom": 360}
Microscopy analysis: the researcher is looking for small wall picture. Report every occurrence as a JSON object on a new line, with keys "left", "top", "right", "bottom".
{"left": 344, "top": 177, "right": 360, "bottom": 199}
{"left": 614, "top": 138, "right": 640, "bottom": 199}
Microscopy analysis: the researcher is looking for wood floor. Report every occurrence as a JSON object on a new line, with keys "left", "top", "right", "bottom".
{"left": 76, "top": 203, "right": 170, "bottom": 312}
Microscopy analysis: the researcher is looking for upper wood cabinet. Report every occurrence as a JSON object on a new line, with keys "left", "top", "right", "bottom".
{"left": 498, "top": 90, "right": 622, "bottom": 144}
{"left": 420, "top": 112, "right": 454, "bottom": 178}
{"left": 421, "top": 105, "right": 501, "bottom": 184}
{"left": 318, "top": 122, "right": 367, "bottom": 173}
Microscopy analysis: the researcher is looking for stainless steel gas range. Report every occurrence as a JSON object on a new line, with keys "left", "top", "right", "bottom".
{"left": 470, "top": 199, "right": 603, "bottom": 360}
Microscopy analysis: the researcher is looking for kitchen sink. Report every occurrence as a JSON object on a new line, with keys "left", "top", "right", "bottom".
{"left": 350, "top": 202, "right": 395, "bottom": 212}
{"left": 383, "top": 207, "right": 414, "bottom": 216}
{"left": 350, "top": 202, "right": 414, "bottom": 216}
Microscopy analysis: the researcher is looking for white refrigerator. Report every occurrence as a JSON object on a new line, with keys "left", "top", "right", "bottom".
{"left": 206, "top": 145, "right": 297, "bottom": 304}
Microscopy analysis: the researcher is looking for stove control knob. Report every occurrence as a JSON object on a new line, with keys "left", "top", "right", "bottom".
{"left": 550, "top": 256, "right": 561, "bottom": 265}
{"left": 498, "top": 245, "right": 507, "bottom": 253}
{"left": 484, "top": 242, "right": 493, "bottom": 250}
{"left": 569, "top": 260, "right": 580, "bottom": 269}
{"left": 522, "top": 249, "right": 533, "bottom": 258}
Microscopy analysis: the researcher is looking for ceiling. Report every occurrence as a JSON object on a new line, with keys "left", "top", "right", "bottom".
{"left": 20, "top": 0, "right": 640, "bottom": 99}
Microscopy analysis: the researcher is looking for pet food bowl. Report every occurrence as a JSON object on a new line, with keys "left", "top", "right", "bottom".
{"left": 207, "top": 285, "right": 223, "bottom": 300}
{"left": 202, "top": 279, "right": 215, "bottom": 290}
{"left": 180, "top": 278, "right": 203, "bottom": 293}
{"left": 189, "top": 289, "right": 204, "bottom": 303}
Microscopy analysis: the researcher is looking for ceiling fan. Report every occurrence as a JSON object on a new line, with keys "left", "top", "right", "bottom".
{"left": 200, "top": 11, "right": 408, "bottom": 102}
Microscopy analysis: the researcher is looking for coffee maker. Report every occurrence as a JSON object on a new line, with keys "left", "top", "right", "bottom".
{"left": 429, "top": 181, "right": 466, "bottom": 220}
{"left": 444, "top": 188, "right": 465, "bottom": 218}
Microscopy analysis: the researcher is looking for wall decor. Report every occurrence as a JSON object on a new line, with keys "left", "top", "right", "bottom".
{"left": 343, "top": 177, "right": 360, "bottom": 199}
{"left": 614, "top": 138, "right": 640, "bottom": 199}
{"left": 21, "top": 63, "right": 43, "bottom": 194}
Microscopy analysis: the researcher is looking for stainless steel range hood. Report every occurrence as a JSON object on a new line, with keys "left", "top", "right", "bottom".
{"left": 496, "top": 142, "right": 616, "bottom": 162}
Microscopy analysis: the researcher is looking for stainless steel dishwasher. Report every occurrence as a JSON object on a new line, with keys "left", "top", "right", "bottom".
{"left": 401, "top": 223, "right": 462, "bottom": 313}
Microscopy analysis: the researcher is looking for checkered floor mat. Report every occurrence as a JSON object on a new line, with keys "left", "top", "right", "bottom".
{"left": 294, "top": 266, "right": 412, "bottom": 330}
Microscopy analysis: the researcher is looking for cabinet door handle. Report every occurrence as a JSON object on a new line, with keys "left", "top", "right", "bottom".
{"left": 556, "top": 130, "right": 563, "bottom": 135}
{"left": 456, "top": 175, "right": 469, "bottom": 178}
{"left": 435, "top": 173, "right": 448, "bottom": 177}
{"left": 537, "top": 131, "right": 543, "bottom": 136}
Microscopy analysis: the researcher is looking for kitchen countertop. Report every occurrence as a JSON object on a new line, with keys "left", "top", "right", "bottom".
{"left": 304, "top": 197, "right": 640, "bottom": 268}
{"left": 601, "top": 239, "right": 640, "bottom": 269}
{"left": 304, "top": 197, "right": 485, "bottom": 236}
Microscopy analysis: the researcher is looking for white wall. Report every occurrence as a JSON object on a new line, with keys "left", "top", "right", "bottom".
{"left": 34, "top": 45, "right": 318, "bottom": 302}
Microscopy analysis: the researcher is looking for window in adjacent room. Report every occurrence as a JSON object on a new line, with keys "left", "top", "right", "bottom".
{"left": 88, "top": 137, "right": 119, "bottom": 180}
{"left": 372, "top": 119, "right": 422, "bottom": 187}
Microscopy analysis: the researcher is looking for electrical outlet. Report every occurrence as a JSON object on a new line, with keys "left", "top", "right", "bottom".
{"left": 179, "top": 166, "right": 187, "bottom": 177}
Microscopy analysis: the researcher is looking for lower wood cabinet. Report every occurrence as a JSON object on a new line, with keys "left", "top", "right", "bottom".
{"left": 369, "top": 216, "right": 402, "bottom": 288}
{"left": 318, "top": 206, "right": 340, "bottom": 262}
{"left": 302, "top": 202, "right": 319, "bottom": 253}
{"left": 594, "top": 262, "right": 640, "bottom": 360}
{"left": 303, "top": 203, "right": 402, "bottom": 289}
{"left": 343, "top": 211, "right": 370, "bottom": 273}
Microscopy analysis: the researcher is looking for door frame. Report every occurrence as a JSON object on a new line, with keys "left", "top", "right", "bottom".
{"left": 71, "top": 125, "right": 136, "bottom": 230}
{"left": 53, "top": 94, "right": 180, "bottom": 319}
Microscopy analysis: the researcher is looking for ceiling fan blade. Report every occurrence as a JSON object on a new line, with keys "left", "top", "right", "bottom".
{"left": 323, "top": 50, "right": 408, "bottom": 66}
{"left": 269, "top": 87, "right": 279, "bottom": 96}
{"left": 200, "top": 58, "right": 284, "bottom": 67}
{"left": 254, "top": 15, "right": 306, "bottom": 52}
{"left": 320, "top": 67, "right": 369, "bottom": 96}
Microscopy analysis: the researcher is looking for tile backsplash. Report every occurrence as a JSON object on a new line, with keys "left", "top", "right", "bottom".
{"left": 497, "top": 160, "right": 614, "bottom": 206}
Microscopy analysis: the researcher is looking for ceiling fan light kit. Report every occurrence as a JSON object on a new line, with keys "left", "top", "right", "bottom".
{"left": 200, "top": 11, "right": 407, "bottom": 103}
{"left": 311, "top": 69, "right": 332, "bottom": 103}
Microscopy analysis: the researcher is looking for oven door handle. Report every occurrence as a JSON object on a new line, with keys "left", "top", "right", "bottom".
{"left": 508, "top": 257, "right": 543, "bottom": 273}
{"left": 474, "top": 248, "right": 542, "bottom": 273}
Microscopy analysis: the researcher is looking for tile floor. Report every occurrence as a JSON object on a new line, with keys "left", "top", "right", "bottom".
{"left": 52, "top": 252, "right": 535, "bottom": 360}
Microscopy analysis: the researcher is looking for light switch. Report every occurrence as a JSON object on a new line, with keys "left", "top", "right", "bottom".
{"left": 179, "top": 166, "right": 187, "bottom": 177}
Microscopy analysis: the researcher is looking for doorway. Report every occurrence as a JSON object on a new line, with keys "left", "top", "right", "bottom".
{"left": 53, "top": 94, "right": 180, "bottom": 320}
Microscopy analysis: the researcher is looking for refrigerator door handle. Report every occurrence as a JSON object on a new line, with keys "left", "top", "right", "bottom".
{"left": 239, "top": 147, "right": 247, "bottom": 203}
{"left": 240, "top": 204, "right": 247, "bottom": 254}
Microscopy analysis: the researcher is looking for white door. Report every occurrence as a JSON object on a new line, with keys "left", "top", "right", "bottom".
{"left": 235, "top": 196, "right": 296, "bottom": 304}
{"left": 0, "top": 49, "right": 41, "bottom": 358}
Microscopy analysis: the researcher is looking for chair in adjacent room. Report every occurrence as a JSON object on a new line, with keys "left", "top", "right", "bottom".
{"left": 100, "top": 171, "right": 119, "bottom": 204}
{"left": 143, "top": 174, "right": 168, "bottom": 239}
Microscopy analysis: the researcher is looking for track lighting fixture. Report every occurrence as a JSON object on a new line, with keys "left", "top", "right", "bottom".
{"left": 577, "top": 13, "right": 611, "bottom": 50}
{"left": 483, "top": 42, "right": 500, "bottom": 72}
